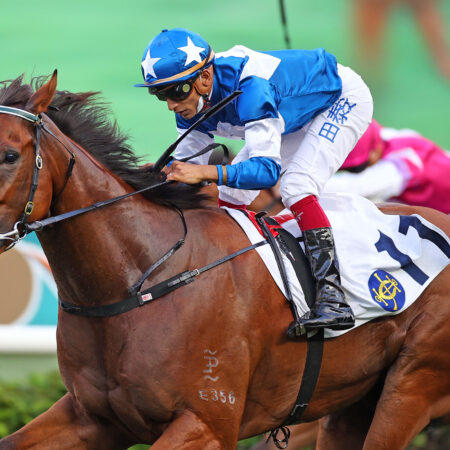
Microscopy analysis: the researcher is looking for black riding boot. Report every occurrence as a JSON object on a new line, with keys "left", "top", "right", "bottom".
{"left": 298, "top": 227, "right": 355, "bottom": 331}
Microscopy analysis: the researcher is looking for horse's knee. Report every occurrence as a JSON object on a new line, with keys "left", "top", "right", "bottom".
{"left": 151, "top": 410, "right": 227, "bottom": 449}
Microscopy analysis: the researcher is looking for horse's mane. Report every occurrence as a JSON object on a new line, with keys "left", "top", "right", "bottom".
{"left": 0, "top": 74, "right": 210, "bottom": 209}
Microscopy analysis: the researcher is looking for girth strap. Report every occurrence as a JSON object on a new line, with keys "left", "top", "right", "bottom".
{"left": 253, "top": 213, "right": 324, "bottom": 448}
{"left": 281, "top": 329, "right": 324, "bottom": 425}
{"left": 59, "top": 239, "right": 267, "bottom": 317}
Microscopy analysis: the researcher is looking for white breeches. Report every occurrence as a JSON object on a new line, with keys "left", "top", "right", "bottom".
{"left": 280, "top": 64, "right": 373, "bottom": 208}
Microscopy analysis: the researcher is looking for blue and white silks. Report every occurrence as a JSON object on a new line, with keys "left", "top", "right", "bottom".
{"left": 173, "top": 46, "right": 342, "bottom": 197}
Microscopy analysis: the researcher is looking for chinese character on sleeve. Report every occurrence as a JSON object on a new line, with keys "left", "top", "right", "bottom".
{"left": 327, "top": 97, "right": 356, "bottom": 124}
{"left": 319, "top": 122, "right": 340, "bottom": 143}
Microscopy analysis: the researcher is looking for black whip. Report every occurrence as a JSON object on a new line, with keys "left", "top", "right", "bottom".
{"left": 279, "top": 0, "right": 291, "bottom": 49}
{"left": 153, "top": 90, "right": 242, "bottom": 172}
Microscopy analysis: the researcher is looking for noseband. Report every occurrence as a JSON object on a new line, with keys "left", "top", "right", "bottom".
{"left": 0, "top": 106, "right": 75, "bottom": 250}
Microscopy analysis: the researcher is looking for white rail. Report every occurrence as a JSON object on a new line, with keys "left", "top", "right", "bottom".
{"left": 0, "top": 325, "right": 57, "bottom": 353}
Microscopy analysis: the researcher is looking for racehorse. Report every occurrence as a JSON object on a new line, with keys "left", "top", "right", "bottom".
{"left": 0, "top": 72, "right": 449, "bottom": 450}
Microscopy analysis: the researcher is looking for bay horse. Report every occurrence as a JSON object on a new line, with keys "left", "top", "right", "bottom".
{"left": 0, "top": 72, "right": 449, "bottom": 450}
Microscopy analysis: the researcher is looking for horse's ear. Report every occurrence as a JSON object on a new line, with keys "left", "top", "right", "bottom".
{"left": 25, "top": 70, "right": 58, "bottom": 114}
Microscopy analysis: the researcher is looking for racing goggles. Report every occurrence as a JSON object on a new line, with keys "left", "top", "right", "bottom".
{"left": 149, "top": 74, "right": 199, "bottom": 102}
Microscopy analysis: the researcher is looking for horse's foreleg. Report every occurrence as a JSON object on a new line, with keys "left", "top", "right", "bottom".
{"left": 0, "top": 393, "right": 128, "bottom": 449}
{"left": 151, "top": 410, "right": 230, "bottom": 450}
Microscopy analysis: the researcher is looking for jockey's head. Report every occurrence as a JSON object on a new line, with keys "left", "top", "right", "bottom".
{"left": 341, "top": 119, "right": 383, "bottom": 172}
{"left": 135, "top": 28, "right": 215, "bottom": 119}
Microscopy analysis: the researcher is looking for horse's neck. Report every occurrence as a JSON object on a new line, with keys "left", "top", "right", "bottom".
{"left": 38, "top": 148, "right": 179, "bottom": 306}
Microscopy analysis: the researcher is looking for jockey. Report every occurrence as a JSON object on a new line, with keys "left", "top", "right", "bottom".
{"left": 135, "top": 28, "right": 373, "bottom": 333}
{"left": 324, "top": 120, "right": 450, "bottom": 214}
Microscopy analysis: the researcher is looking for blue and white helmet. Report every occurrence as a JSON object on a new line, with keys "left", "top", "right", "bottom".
{"left": 135, "top": 28, "right": 214, "bottom": 88}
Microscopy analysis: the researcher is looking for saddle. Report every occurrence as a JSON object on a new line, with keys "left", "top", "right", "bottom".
{"left": 236, "top": 208, "right": 316, "bottom": 312}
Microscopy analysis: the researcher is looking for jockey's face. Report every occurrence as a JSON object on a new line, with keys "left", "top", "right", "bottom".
{"left": 165, "top": 67, "right": 213, "bottom": 120}
{"left": 165, "top": 86, "right": 200, "bottom": 119}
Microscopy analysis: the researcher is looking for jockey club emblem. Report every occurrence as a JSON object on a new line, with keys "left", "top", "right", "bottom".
{"left": 368, "top": 270, "right": 405, "bottom": 312}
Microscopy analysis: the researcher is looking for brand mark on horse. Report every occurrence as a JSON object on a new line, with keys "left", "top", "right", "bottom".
{"left": 203, "top": 349, "right": 219, "bottom": 381}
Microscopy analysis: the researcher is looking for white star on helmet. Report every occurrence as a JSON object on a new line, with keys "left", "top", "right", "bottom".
{"left": 178, "top": 37, "right": 205, "bottom": 66}
{"left": 141, "top": 49, "right": 161, "bottom": 79}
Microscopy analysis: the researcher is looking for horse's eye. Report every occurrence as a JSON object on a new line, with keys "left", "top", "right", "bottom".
{"left": 3, "top": 151, "right": 19, "bottom": 164}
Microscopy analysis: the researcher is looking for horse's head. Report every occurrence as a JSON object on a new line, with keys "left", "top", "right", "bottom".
{"left": 0, "top": 71, "right": 58, "bottom": 252}
{"left": 0, "top": 70, "right": 212, "bottom": 252}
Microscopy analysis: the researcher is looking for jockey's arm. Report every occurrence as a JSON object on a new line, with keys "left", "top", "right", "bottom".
{"left": 172, "top": 128, "right": 216, "bottom": 165}
{"left": 166, "top": 118, "right": 282, "bottom": 191}
{"left": 163, "top": 128, "right": 217, "bottom": 183}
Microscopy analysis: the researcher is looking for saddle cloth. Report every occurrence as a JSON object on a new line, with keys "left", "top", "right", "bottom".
{"left": 224, "top": 192, "right": 450, "bottom": 338}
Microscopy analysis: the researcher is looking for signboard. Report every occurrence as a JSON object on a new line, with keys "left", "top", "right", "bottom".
{"left": 0, "top": 234, "right": 57, "bottom": 353}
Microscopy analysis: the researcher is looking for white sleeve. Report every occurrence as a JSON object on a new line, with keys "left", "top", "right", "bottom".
{"left": 218, "top": 117, "right": 283, "bottom": 206}
{"left": 244, "top": 117, "right": 282, "bottom": 164}
{"left": 172, "top": 129, "right": 215, "bottom": 165}
{"left": 323, "top": 160, "right": 406, "bottom": 202}
{"left": 219, "top": 118, "right": 284, "bottom": 205}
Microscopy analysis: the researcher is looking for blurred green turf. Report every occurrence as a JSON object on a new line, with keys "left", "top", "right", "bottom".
{"left": 1, "top": 0, "right": 449, "bottom": 161}
{"left": 0, "top": 354, "right": 58, "bottom": 381}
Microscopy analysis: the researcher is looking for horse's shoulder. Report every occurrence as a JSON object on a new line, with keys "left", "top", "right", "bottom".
{"left": 183, "top": 205, "right": 239, "bottom": 228}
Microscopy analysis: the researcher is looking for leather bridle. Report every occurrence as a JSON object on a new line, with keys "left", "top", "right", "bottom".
{"left": 0, "top": 106, "right": 76, "bottom": 250}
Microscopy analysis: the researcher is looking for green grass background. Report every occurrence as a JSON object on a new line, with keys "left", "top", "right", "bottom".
{"left": 2, "top": 0, "right": 449, "bottom": 164}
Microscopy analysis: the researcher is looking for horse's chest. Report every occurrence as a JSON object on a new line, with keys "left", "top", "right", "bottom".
{"left": 67, "top": 360, "right": 172, "bottom": 433}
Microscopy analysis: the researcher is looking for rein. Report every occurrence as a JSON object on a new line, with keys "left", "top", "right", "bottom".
{"left": 0, "top": 89, "right": 240, "bottom": 247}
{"left": 0, "top": 101, "right": 259, "bottom": 319}
{"left": 25, "top": 141, "right": 230, "bottom": 235}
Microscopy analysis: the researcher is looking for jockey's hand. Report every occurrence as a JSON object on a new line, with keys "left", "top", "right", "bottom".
{"left": 163, "top": 161, "right": 220, "bottom": 185}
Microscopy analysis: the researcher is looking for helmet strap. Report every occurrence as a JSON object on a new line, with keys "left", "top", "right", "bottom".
{"left": 195, "top": 87, "right": 211, "bottom": 114}
{"left": 196, "top": 95, "right": 204, "bottom": 114}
